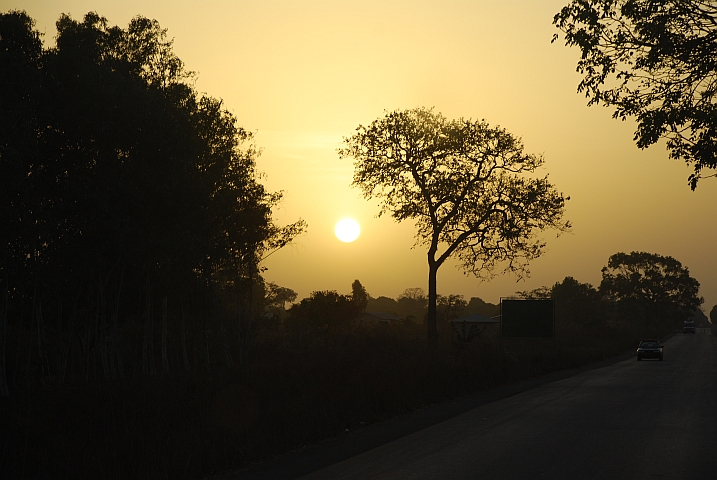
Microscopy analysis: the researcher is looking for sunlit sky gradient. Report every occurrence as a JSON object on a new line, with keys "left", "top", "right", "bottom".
{"left": 7, "top": 0, "right": 717, "bottom": 312}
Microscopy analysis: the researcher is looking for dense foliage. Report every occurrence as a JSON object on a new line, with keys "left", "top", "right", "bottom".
{"left": 1, "top": 284, "right": 675, "bottom": 479}
{"left": 554, "top": 0, "right": 717, "bottom": 189}
{"left": 0, "top": 11, "right": 304, "bottom": 392}
{"left": 600, "top": 251, "right": 703, "bottom": 324}
{"left": 286, "top": 290, "right": 362, "bottom": 334}
{"left": 521, "top": 252, "right": 703, "bottom": 329}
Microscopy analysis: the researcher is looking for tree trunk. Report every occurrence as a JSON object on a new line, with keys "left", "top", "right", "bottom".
{"left": 143, "top": 274, "right": 155, "bottom": 375}
{"left": 1, "top": 278, "right": 9, "bottom": 397}
{"left": 113, "top": 267, "right": 125, "bottom": 379}
{"left": 36, "top": 304, "right": 51, "bottom": 382}
{"left": 60, "top": 283, "right": 81, "bottom": 385}
{"left": 36, "top": 304, "right": 50, "bottom": 381}
{"left": 247, "top": 292, "right": 253, "bottom": 335}
{"left": 26, "top": 292, "right": 35, "bottom": 387}
{"left": 54, "top": 297, "right": 62, "bottom": 380}
{"left": 12, "top": 286, "right": 25, "bottom": 387}
{"left": 161, "top": 296, "right": 169, "bottom": 374}
{"left": 112, "top": 307, "right": 124, "bottom": 379}
{"left": 216, "top": 294, "right": 232, "bottom": 368}
{"left": 204, "top": 329, "right": 211, "bottom": 369}
{"left": 246, "top": 267, "right": 254, "bottom": 366}
{"left": 82, "top": 283, "right": 91, "bottom": 382}
{"left": 427, "top": 260, "right": 438, "bottom": 347}
{"left": 98, "top": 283, "right": 110, "bottom": 380}
{"left": 180, "top": 302, "right": 189, "bottom": 372}
{"left": 220, "top": 318, "right": 232, "bottom": 367}
{"left": 236, "top": 286, "right": 243, "bottom": 366}
{"left": 203, "top": 288, "right": 210, "bottom": 369}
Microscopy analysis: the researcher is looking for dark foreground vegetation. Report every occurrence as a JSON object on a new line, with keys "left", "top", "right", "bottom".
{"left": 5, "top": 258, "right": 706, "bottom": 478}
{"left": 0, "top": 310, "right": 683, "bottom": 480}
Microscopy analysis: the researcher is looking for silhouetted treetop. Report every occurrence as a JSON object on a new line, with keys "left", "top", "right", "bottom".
{"left": 264, "top": 282, "right": 298, "bottom": 310}
{"left": 287, "top": 291, "right": 361, "bottom": 332}
{"left": 0, "top": 10, "right": 41, "bottom": 59}
{"left": 599, "top": 251, "right": 702, "bottom": 312}
{"left": 366, "top": 296, "right": 399, "bottom": 316}
{"left": 554, "top": 0, "right": 717, "bottom": 189}
{"left": 351, "top": 280, "right": 369, "bottom": 312}
{"left": 0, "top": 10, "right": 306, "bottom": 385}
{"left": 1, "top": 10, "right": 305, "bottom": 284}
{"left": 464, "top": 297, "right": 500, "bottom": 318}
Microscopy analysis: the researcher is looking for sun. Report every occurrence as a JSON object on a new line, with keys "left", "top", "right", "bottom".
{"left": 334, "top": 218, "right": 361, "bottom": 243}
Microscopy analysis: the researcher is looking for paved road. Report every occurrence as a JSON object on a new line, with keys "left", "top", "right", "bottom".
{"left": 227, "top": 333, "right": 717, "bottom": 479}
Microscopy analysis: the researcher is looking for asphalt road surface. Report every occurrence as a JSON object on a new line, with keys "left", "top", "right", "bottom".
{"left": 227, "top": 333, "right": 717, "bottom": 480}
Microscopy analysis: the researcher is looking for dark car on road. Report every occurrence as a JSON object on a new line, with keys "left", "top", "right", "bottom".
{"left": 637, "top": 340, "right": 663, "bottom": 361}
{"left": 684, "top": 320, "right": 696, "bottom": 334}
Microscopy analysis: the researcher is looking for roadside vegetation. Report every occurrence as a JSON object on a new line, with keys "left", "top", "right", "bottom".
{"left": 2, "top": 267, "right": 703, "bottom": 479}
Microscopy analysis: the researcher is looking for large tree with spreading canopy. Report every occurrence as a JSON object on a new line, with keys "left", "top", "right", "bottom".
{"left": 599, "top": 251, "right": 703, "bottom": 312}
{"left": 339, "top": 108, "right": 570, "bottom": 342}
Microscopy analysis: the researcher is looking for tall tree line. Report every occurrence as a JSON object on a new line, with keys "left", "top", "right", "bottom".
{"left": 0, "top": 11, "right": 305, "bottom": 395}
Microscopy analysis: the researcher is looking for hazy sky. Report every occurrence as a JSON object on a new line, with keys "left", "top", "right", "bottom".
{"left": 7, "top": 0, "right": 717, "bottom": 311}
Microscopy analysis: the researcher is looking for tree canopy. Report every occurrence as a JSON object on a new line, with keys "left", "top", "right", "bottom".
{"left": 351, "top": 280, "right": 369, "bottom": 312}
{"left": 0, "top": 10, "right": 304, "bottom": 290}
{"left": 339, "top": 107, "right": 570, "bottom": 341}
{"left": 520, "top": 276, "right": 605, "bottom": 327}
{"left": 264, "top": 282, "right": 298, "bottom": 310}
{"left": 599, "top": 251, "right": 703, "bottom": 314}
{"left": 0, "top": 10, "right": 305, "bottom": 385}
{"left": 553, "top": 0, "right": 717, "bottom": 189}
{"left": 286, "top": 290, "right": 361, "bottom": 333}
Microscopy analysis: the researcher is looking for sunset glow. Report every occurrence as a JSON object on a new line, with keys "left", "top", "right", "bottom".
{"left": 13, "top": 0, "right": 717, "bottom": 309}
{"left": 334, "top": 218, "right": 360, "bottom": 243}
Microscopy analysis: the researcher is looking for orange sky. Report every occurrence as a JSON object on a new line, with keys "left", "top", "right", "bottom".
{"left": 7, "top": 0, "right": 717, "bottom": 312}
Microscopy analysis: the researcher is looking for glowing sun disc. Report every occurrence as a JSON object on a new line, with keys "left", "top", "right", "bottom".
{"left": 335, "top": 218, "right": 360, "bottom": 242}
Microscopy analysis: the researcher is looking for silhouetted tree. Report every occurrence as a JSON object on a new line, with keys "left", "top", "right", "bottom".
{"left": 517, "top": 285, "right": 553, "bottom": 300}
{"left": 286, "top": 291, "right": 361, "bottom": 333}
{"left": 366, "top": 296, "right": 399, "bottom": 316}
{"left": 436, "top": 294, "right": 467, "bottom": 324}
{"left": 0, "top": 10, "right": 305, "bottom": 387}
{"left": 0, "top": 11, "right": 42, "bottom": 273}
{"left": 554, "top": 0, "right": 717, "bottom": 189}
{"left": 550, "top": 277, "right": 605, "bottom": 327}
{"left": 399, "top": 288, "right": 427, "bottom": 301}
{"left": 0, "top": 11, "right": 43, "bottom": 395}
{"left": 256, "top": 281, "right": 297, "bottom": 333}
{"left": 599, "top": 252, "right": 703, "bottom": 324}
{"left": 520, "top": 277, "right": 604, "bottom": 327}
{"left": 264, "top": 282, "right": 298, "bottom": 311}
{"left": 351, "top": 280, "right": 369, "bottom": 312}
{"left": 340, "top": 108, "right": 570, "bottom": 343}
{"left": 710, "top": 305, "right": 717, "bottom": 324}
{"left": 464, "top": 297, "right": 500, "bottom": 318}
{"left": 397, "top": 288, "right": 428, "bottom": 321}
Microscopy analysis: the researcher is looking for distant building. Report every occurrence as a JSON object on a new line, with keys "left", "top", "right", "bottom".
{"left": 360, "top": 311, "right": 401, "bottom": 324}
